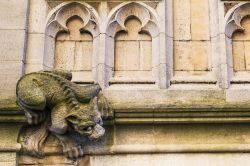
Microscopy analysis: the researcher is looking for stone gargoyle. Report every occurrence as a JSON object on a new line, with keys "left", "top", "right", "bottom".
{"left": 16, "top": 70, "right": 111, "bottom": 159}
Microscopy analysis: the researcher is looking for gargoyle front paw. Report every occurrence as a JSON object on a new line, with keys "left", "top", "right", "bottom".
{"left": 64, "top": 145, "right": 84, "bottom": 159}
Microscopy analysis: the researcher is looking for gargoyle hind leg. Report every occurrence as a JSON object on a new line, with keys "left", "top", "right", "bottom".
{"left": 49, "top": 103, "right": 84, "bottom": 159}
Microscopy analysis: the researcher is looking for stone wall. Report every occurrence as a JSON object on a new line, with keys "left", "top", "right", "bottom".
{"left": 2, "top": 0, "right": 250, "bottom": 166}
{"left": 0, "top": 0, "right": 28, "bottom": 100}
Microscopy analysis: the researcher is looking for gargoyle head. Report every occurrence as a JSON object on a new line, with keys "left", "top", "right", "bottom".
{"left": 66, "top": 97, "right": 105, "bottom": 140}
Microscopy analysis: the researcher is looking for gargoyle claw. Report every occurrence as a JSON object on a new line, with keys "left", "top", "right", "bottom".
{"left": 64, "top": 146, "right": 84, "bottom": 159}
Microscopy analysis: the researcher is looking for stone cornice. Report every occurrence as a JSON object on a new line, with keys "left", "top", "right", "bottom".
{"left": 0, "top": 99, "right": 25, "bottom": 123}
{"left": 3, "top": 87, "right": 250, "bottom": 124}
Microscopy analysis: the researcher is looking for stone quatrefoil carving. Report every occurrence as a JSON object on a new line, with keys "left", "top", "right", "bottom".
{"left": 16, "top": 70, "right": 111, "bottom": 159}
{"left": 225, "top": 2, "right": 250, "bottom": 38}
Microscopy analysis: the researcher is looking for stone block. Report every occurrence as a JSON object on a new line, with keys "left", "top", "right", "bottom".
{"left": 115, "top": 124, "right": 154, "bottom": 145}
{"left": 54, "top": 41, "right": 75, "bottom": 70}
{"left": 115, "top": 41, "right": 140, "bottom": 71}
{"left": 25, "top": 63, "right": 43, "bottom": 74}
{"left": 244, "top": 41, "right": 250, "bottom": 70}
{"left": 154, "top": 124, "right": 250, "bottom": 145}
{"left": 191, "top": 0, "right": 210, "bottom": 40}
{"left": 88, "top": 154, "right": 250, "bottom": 166}
{"left": 0, "top": 153, "right": 17, "bottom": 166}
{"left": 226, "top": 86, "right": 250, "bottom": 102}
{"left": 232, "top": 41, "right": 245, "bottom": 71}
{"left": 0, "top": 61, "right": 23, "bottom": 75}
{"left": 209, "top": 0, "right": 220, "bottom": 38}
{"left": 29, "top": 0, "right": 49, "bottom": 33}
{"left": 74, "top": 41, "right": 93, "bottom": 71}
{"left": 0, "top": 61, "right": 23, "bottom": 99}
{"left": 71, "top": 71, "right": 93, "bottom": 83}
{"left": 0, "top": 124, "right": 22, "bottom": 149}
{"left": 0, "top": 0, "right": 28, "bottom": 29}
{"left": 174, "top": 0, "right": 191, "bottom": 40}
{"left": 19, "top": 155, "right": 77, "bottom": 166}
{"left": 139, "top": 41, "right": 152, "bottom": 70}
{"left": 26, "top": 33, "right": 45, "bottom": 64}
{"left": 0, "top": 30, "right": 25, "bottom": 61}
{"left": 174, "top": 41, "right": 210, "bottom": 71}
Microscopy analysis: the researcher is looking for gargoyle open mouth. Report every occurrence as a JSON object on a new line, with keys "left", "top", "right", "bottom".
{"left": 88, "top": 124, "right": 105, "bottom": 140}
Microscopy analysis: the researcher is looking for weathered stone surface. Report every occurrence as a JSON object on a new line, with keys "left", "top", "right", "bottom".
{"left": 0, "top": 61, "right": 23, "bottom": 100}
{"left": 4, "top": 1, "right": 250, "bottom": 166}
{"left": 174, "top": 41, "right": 210, "bottom": 71}
{"left": 0, "top": 124, "right": 22, "bottom": 166}
{"left": 26, "top": 34, "right": 45, "bottom": 64}
{"left": 232, "top": 41, "right": 245, "bottom": 71}
{"left": 0, "top": 0, "right": 28, "bottom": 29}
{"left": 0, "top": 30, "right": 26, "bottom": 61}
{"left": 174, "top": 0, "right": 191, "bottom": 40}
{"left": 28, "top": 0, "right": 49, "bottom": 33}
{"left": 0, "top": 153, "right": 18, "bottom": 166}
{"left": 114, "top": 18, "right": 152, "bottom": 79}
{"left": 16, "top": 70, "right": 110, "bottom": 159}
{"left": 87, "top": 154, "right": 250, "bottom": 166}
{"left": 191, "top": 0, "right": 210, "bottom": 40}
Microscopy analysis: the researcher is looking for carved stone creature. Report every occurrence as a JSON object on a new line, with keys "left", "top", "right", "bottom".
{"left": 16, "top": 70, "right": 109, "bottom": 159}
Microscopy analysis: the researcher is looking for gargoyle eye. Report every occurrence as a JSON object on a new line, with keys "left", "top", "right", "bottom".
{"left": 67, "top": 115, "right": 79, "bottom": 124}
{"left": 85, "top": 126, "right": 92, "bottom": 131}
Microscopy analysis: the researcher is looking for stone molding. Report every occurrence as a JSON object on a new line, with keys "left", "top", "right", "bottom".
{"left": 4, "top": 88, "right": 250, "bottom": 124}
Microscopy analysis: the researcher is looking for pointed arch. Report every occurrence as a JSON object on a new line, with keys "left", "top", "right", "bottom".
{"left": 43, "top": 2, "right": 100, "bottom": 83}
{"left": 104, "top": 2, "right": 162, "bottom": 87}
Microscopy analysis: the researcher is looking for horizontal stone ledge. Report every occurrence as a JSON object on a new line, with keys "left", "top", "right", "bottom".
{"left": 43, "top": 144, "right": 250, "bottom": 156}
{"left": 3, "top": 99, "right": 250, "bottom": 124}
{"left": 114, "top": 117, "right": 250, "bottom": 124}
{"left": 0, "top": 144, "right": 21, "bottom": 152}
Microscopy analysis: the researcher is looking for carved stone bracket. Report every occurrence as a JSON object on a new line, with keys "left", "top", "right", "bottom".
{"left": 16, "top": 70, "right": 112, "bottom": 159}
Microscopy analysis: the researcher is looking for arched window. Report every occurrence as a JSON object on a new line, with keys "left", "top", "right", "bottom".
{"left": 106, "top": 2, "right": 161, "bottom": 86}
{"left": 114, "top": 17, "right": 152, "bottom": 81}
{"left": 225, "top": 2, "right": 250, "bottom": 83}
{"left": 44, "top": 2, "right": 99, "bottom": 83}
{"left": 54, "top": 17, "right": 93, "bottom": 83}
